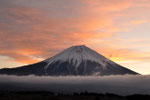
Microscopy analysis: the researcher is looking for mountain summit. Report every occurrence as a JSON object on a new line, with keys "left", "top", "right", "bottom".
{"left": 44, "top": 45, "right": 107, "bottom": 75}
{"left": 0, "top": 45, "right": 139, "bottom": 76}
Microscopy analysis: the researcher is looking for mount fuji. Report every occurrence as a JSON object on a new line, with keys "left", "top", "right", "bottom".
{"left": 0, "top": 45, "right": 139, "bottom": 76}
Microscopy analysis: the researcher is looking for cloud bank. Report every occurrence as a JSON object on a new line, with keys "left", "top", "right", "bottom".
{"left": 0, "top": 75, "right": 150, "bottom": 95}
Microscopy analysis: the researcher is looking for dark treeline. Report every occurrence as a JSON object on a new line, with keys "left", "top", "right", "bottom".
{"left": 0, "top": 91, "right": 150, "bottom": 100}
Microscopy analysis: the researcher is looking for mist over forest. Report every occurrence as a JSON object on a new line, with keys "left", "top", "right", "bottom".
{"left": 0, "top": 75, "right": 150, "bottom": 95}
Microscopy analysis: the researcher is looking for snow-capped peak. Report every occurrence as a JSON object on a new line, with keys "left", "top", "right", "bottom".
{"left": 44, "top": 45, "right": 110, "bottom": 70}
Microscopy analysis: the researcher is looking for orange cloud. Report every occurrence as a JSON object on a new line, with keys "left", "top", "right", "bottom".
{"left": 131, "top": 20, "right": 148, "bottom": 25}
{"left": 0, "top": 0, "right": 150, "bottom": 71}
{"left": 93, "top": 46, "right": 150, "bottom": 64}
{"left": 81, "top": 0, "right": 132, "bottom": 12}
{"left": 0, "top": 6, "right": 115, "bottom": 64}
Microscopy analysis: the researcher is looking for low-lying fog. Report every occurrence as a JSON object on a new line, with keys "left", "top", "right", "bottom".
{"left": 0, "top": 75, "right": 150, "bottom": 95}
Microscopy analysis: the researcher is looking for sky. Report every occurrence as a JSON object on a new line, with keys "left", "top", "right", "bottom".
{"left": 0, "top": 0, "right": 150, "bottom": 75}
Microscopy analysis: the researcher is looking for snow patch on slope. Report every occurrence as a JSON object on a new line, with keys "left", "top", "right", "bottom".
{"left": 44, "top": 45, "right": 112, "bottom": 70}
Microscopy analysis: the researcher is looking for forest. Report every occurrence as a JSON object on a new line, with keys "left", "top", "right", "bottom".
{"left": 0, "top": 91, "right": 150, "bottom": 100}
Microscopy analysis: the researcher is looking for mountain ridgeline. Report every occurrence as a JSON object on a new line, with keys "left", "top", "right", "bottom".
{"left": 0, "top": 45, "right": 139, "bottom": 76}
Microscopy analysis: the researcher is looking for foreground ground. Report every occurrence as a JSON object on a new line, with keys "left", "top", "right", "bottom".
{"left": 0, "top": 91, "right": 150, "bottom": 100}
